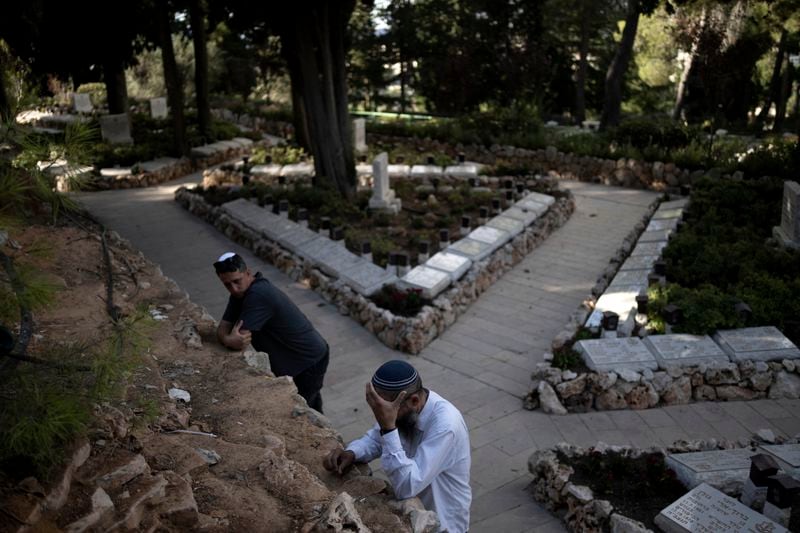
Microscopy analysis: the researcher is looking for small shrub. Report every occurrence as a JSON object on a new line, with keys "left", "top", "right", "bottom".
{"left": 371, "top": 286, "right": 429, "bottom": 317}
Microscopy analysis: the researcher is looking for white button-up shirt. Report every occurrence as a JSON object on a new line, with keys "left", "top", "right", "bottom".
{"left": 346, "top": 390, "right": 472, "bottom": 533}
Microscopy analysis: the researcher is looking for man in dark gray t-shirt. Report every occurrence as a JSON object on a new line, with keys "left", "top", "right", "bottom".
{"left": 214, "top": 252, "right": 329, "bottom": 412}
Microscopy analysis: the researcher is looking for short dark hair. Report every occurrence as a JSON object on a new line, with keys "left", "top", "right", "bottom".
{"left": 214, "top": 254, "right": 247, "bottom": 274}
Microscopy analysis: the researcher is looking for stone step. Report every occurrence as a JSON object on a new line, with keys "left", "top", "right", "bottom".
{"left": 106, "top": 473, "right": 168, "bottom": 531}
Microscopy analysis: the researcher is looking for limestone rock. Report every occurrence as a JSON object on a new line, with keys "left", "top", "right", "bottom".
{"left": 626, "top": 382, "right": 659, "bottom": 410}
{"left": 588, "top": 372, "right": 617, "bottom": 393}
{"left": 595, "top": 388, "right": 627, "bottom": 410}
{"left": 768, "top": 371, "right": 800, "bottom": 399}
{"left": 749, "top": 371, "right": 773, "bottom": 392}
{"left": 259, "top": 449, "right": 332, "bottom": 506}
{"left": 756, "top": 429, "right": 777, "bottom": 444}
{"left": 662, "top": 375, "right": 691, "bottom": 405}
{"left": 566, "top": 483, "right": 593, "bottom": 504}
{"left": 651, "top": 371, "right": 672, "bottom": 393}
{"left": 64, "top": 487, "right": 114, "bottom": 533}
{"left": 556, "top": 375, "right": 587, "bottom": 398}
{"left": 155, "top": 472, "right": 199, "bottom": 528}
{"left": 715, "top": 385, "right": 755, "bottom": 401}
{"left": 693, "top": 385, "right": 717, "bottom": 401}
{"left": 341, "top": 477, "right": 388, "bottom": 498}
{"left": 610, "top": 513, "right": 650, "bottom": 533}
{"left": 314, "top": 492, "right": 370, "bottom": 533}
{"left": 96, "top": 453, "right": 150, "bottom": 491}
{"left": 705, "top": 363, "right": 741, "bottom": 385}
{"left": 538, "top": 381, "right": 568, "bottom": 415}
{"left": 618, "top": 369, "right": 641, "bottom": 383}
{"left": 243, "top": 349, "right": 274, "bottom": 376}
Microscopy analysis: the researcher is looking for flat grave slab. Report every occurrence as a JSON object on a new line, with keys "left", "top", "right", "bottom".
{"left": 213, "top": 140, "right": 241, "bottom": 150}
{"left": 644, "top": 334, "right": 730, "bottom": 369}
{"left": 100, "top": 168, "right": 132, "bottom": 178}
{"left": 446, "top": 238, "right": 494, "bottom": 262}
{"left": 522, "top": 191, "right": 555, "bottom": 207}
{"left": 250, "top": 164, "right": 282, "bottom": 176}
{"left": 630, "top": 241, "right": 667, "bottom": 257}
{"left": 618, "top": 254, "right": 659, "bottom": 272}
{"left": 232, "top": 137, "right": 254, "bottom": 147}
{"left": 410, "top": 165, "right": 443, "bottom": 176}
{"left": 585, "top": 287, "right": 640, "bottom": 334}
{"left": 713, "top": 326, "right": 800, "bottom": 362}
{"left": 654, "top": 483, "right": 787, "bottom": 533}
{"left": 191, "top": 145, "right": 217, "bottom": 157}
{"left": 606, "top": 269, "right": 650, "bottom": 290}
{"left": 660, "top": 198, "right": 690, "bottom": 210}
{"left": 665, "top": 449, "right": 760, "bottom": 493}
{"left": 139, "top": 157, "right": 178, "bottom": 173}
{"left": 444, "top": 164, "right": 479, "bottom": 177}
{"left": 652, "top": 207, "right": 684, "bottom": 220}
{"left": 575, "top": 337, "right": 658, "bottom": 372}
{"left": 514, "top": 199, "right": 549, "bottom": 216}
{"left": 467, "top": 226, "right": 511, "bottom": 250}
{"left": 502, "top": 206, "right": 539, "bottom": 226}
{"left": 399, "top": 265, "right": 451, "bottom": 299}
{"left": 355, "top": 163, "right": 373, "bottom": 176}
{"left": 339, "top": 261, "right": 397, "bottom": 297}
{"left": 296, "top": 238, "right": 361, "bottom": 278}
{"left": 221, "top": 199, "right": 295, "bottom": 240}
{"left": 280, "top": 163, "right": 315, "bottom": 176}
{"left": 758, "top": 444, "right": 800, "bottom": 477}
{"left": 387, "top": 164, "right": 410, "bottom": 177}
{"left": 638, "top": 228, "right": 673, "bottom": 243}
{"left": 647, "top": 217, "right": 680, "bottom": 232}
{"left": 485, "top": 215, "right": 524, "bottom": 237}
{"left": 425, "top": 251, "right": 472, "bottom": 282}
{"left": 275, "top": 226, "right": 322, "bottom": 255}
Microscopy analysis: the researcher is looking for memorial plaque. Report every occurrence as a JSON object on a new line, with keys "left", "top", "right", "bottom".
{"left": 575, "top": 337, "right": 658, "bottom": 372}
{"left": 99, "top": 113, "right": 133, "bottom": 144}
{"left": 608, "top": 269, "right": 650, "bottom": 288}
{"left": 297, "top": 238, "right": 361, "bottom": 278}
{"left": 446, "top": 238, "right": 493, "bottom": 262}
{"left": 759, "top": 444, "right": 800, "bottom": 477}
{"left": 339, "top": 261, "right": 397, "bottom": 297}
{"left": 276, "top": 226, "right": 322, "bottom": 255}
{"left": 149, "top": 97, "right": 167, "bottom": 119}
{"left": 644, "top": 334, "right": 730, "bottom": 369}
{"left": 280, "top": 163, "right": 315, "bottom": 176}
{"left": 713, "top": 327, "right": 800, "bottom": 362}
{"left": 654, "top": 483, "right": 788, "bottom": 533}
{"left": 410, "top": 165, "right": 443, "bottom": 176}
{"left": 618, "top": 254, "right": 659, "bottom": 272}
{"left": 660, "top": 198, "right": 690, "bottom": 210}
{"left": 444, "top": 164, "right": 479, "bottom": 177}
{"left": 353, "top": 118, "right": 367, "bottom": 153}
{"left": 425, "top": 251, "right": 472, "bottom": 282}
{"left": 630, "top": 241, "right": 667, "bottom": 257}
{"left": 387, "top": 164, "right": 410, "bottom": 177}
{"left": 584, "top": 287, "right": 640, "bottom": 335}
{"left": 647, "top": 217, "right": 680, "bottom": 232}
{"left": 652, "top": 207, "right": 684, "bottom": 220}
{"left": 399, "top": 265, "right": 451, "bottom": 299}
{"left": 72, "top": 92, "right": 93, "bottom": 113}
{"left": 522, "top": 191, "right": 555, "bottom": 207}
{"left": 502, "top": 206, "right": 538, "bottom": 226}
{"left": 485, "top": 215, "right": 524, "bottom": 237}
{"left": 514, "top": 198, "right": 549, "bottom": 216}
{"left": 666, "top": 449, "right": 761, "bottom": 492}
{"left": 638, "top": 228, "right": 673, "bottom": 243}
{"left": 467, "top": 226, "right": 511, "bottom": 249}
{"left": 250, "top": 164, "right": 282, "bottom": 176}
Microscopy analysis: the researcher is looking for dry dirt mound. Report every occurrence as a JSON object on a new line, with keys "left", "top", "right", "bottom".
{"left": 0, "top": 223, "right": 435, "bottom": 532}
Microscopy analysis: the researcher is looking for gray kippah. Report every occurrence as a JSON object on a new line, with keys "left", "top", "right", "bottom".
{"left": 372, "top": 360, "right": 419, "bottom": 391}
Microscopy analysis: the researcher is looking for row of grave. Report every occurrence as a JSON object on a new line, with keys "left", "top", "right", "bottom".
{"left": 246, "top": 161, "right": 483, "bottom": 180}
{"left": 218, "top": 188, "right": 556, "bottom": 300}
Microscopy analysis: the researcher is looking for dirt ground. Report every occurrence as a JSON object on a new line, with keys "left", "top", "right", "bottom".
{"left": 0, "top": 221, "right": 416, "bottom": 532}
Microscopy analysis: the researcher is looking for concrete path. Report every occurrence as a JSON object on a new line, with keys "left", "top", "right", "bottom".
{"left": 76, "top": 173, "right": 800, "bottom": 533}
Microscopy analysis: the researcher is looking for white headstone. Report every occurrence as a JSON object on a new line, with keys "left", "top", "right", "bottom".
{"left": 99, "top": 113, "right": 133, "bottom": 144}
{"left": 399, "top": 265, "right": 451, "bottom": 299}
{"left": 425, "top": 251, "right": 472, "bottom": 282}
{"left": 353, "top": 118, "right": 367, "bottom": 153}
{"left": 713, "top": 327, "right": 800, "bottom": 363}
{"left": 521, "top": 192, "right": 555, "bottom": 207}
{"left": 758, "top": 444, "right": 800, "bottom": 477}
{"left": 446, "top": 238, "right": 493, "bottom": 262}
{"left": 339, "top": 261, "right": 398, "bottom": 297}
{"left": 665, "top": 449, "right": 761, "bottom": 493}
{"left": 149, "top": 97, "right": 168, "bottom": 119}
{"left": 368, "top": 152, "right": 401, "bottom": 214}
{"left": 467, "top": 226, "right": 511, "bottom": 250}
{"left": 72, "top": 92, "right": 93, "bottom": 114}
{"left": 575, "top": 337, "right": 659, "bottom": 372}
{"left": 654, "top": 483, "right": 788, "bottom": 533}
{"left": 644, "top": 334, "right": 730, "bottom": 369}
{"left": 501, "top": 206, "right": 538, "bottom": 226}
{"left": 773, "top": 181, "right": 800, "bottom": 249}
{"left": 485, "top": 215, "right": 524, "bottom": 237}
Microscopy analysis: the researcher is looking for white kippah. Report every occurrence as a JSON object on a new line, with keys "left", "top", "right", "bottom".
{"left": 217, "top": 252, "right": 236, "bottom": 262}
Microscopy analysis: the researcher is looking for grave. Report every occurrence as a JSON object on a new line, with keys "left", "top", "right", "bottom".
{"left": 296, "top": 237, "right": 361, "bottom": 279}
{"left": 339, "top": 261, "right": 398, "bottom": 297}
{"left": 72, "top": 92, "right": 93, "bottom": 113}
{"left": 666, "top": 448, "right": 761, "bottom": 493}
{"left": 275, "top": 226, "right": 322, "bottom": 255}
{"left": 773, "top": 180, "right": 799, "bottom": 250}
{"left": 467, "top": 226, "right": 511, "bottom": 251}
{"left": 502, "top": 206, "right": 539, "bottom": 227}
{"left": 654, "top": 483, "right": 788, "bottom": 533}
{"left": 618, "top": 254, "right": 660, "bottom": 272}
{"left": 660, "top": 198, "right": 690, "bottom": 210}
{"left": 368, "top": 153, "right": 402, "bottom": 214}
{"left": 629, "top": 241, "right": 667, "bottom": 257}
{"left": 652, "top": 207, "right": 684, "bottom": 220}
{"left": 446, "top": 238, "right": 494, "bottom": 262}
{"left": 99, "top": 113, "right": 133, "bottom": 144}
{"left": 485, "top": 215, "right": 524, "bottom": 237}
{"left": 250, "top": 164, "right": 282, "bottom": 177}
{"left": 444, "top": 164, "right": 480, "bottom": 177}
{"left": 138, "top": 157, "right": 178, "bottom": 173}
{"left": 643, "top": 334, "right": 730, "bottom": 369}
{"left": 399, "top": 265, "right": 451, "bottom": 299}
{"left": 514, "top": 198, "right": 549, "bottom": 216}
{"left": 713, "top": 326, "right": 800, "bottom": 363}
{"left": 585, "top": 287, "right": 640, "bottom": 336}
{"left": 387, "top": 164, "right": 411, "bottom": 177}
{"left": 353, "top": 118, "right": 367, "bottom": 153}
{"left": 606, "top": 268, "right": 650, "bottom": 290}
{"left": 522, "top": 191, "right": 555, "bottom": 207}
{"left": 149, "top": 97, "right": 168, "bottom": 119}
{"left": 647, "top": 218, "right": 680, "bottom": 232}
{"left": 410, "top": 164, "right": 443, "bottom": 177}
{"left": 575, "top": 337, "right": 659, "bottom": 372}
{"left": 759, "top": 444, "right": 800, "bottom": 477}
{"left": 638, "top": 228, "right": 673, "bottom": 243}
{"left": 425, "top": 251, "right": 472, "bottom": 282}
{"left": 280, "top": 162, "right": 315, "bottom": 177}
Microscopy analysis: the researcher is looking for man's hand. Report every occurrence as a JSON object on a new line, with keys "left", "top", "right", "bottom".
{"left": 323, "top": 448, "right": 356, "bottom": 475}
{"left": 365, "top": 382, "right": 406, "bottom": 432}
{"left": 224, "top": 320, "right": 251, "bottom": 350}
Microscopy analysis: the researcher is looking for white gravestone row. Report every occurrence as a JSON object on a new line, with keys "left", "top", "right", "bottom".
{"left": 773, "top": 181, "right": 799, "bottom": 249}
{"left": 577, "top": 327, "right": 799, "bottom": 373}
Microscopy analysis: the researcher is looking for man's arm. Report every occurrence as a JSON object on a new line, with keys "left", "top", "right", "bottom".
{"left": 217, "top": 319, "right": 251, "bottom": 350}
{"left": 381, "top": 427, "right": 455, "bottom": 499}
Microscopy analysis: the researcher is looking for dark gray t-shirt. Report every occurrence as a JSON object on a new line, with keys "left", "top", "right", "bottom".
{"left": 222, "top": 272, "right": 328, "bottom": 376}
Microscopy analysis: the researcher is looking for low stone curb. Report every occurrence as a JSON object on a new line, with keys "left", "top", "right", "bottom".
{"left": 174, "top": 187, "right": 575, "bottom": 354}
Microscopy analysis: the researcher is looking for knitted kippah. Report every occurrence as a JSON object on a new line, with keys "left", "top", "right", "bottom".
{"left": 217, "top": 252, "right": 236, "bottom": 262}
{"left": 372, "top": 360, "right": 419, "bottom": 392}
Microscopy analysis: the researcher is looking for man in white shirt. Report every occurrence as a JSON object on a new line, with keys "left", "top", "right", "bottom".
{"left": 323, "top": 360, "right": 471, "bottom": 533}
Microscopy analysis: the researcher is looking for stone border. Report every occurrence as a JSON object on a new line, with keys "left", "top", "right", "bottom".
{"left": 174, "top": 187, "right": 575, "bottom": 354}
{"left": 528, "top": 435, "right": 800, "bottom": 533}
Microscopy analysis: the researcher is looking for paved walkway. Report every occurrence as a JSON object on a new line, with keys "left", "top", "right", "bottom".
{"left": 76, "top": 173, "right": 800, "bottom": 533}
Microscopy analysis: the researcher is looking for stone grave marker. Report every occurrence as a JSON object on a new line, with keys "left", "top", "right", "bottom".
{"left": 758, "top": 444, "right": 800, "bottom": 477}
{"left": 444, "top": 164, "right": 479, "bottom": 177}
{"left": 280, "top": 162, "right": 315, "bottom": 177}
{"left": 99, "top": 113, "right": 133, "bottom": 144}
{"left": 368, "top": 152, "right": 402, "bottom": 214}
{"left": 353, "top": 118, "right": 367, "bottom": 153}
{"left": 296, "top": 237, "right": 361, "bottom": 279}
{"left": 713, "top": 327, "right": 800, "bottom": 362}
{"left": 149, "top": 97, "right": 167, "bottom": 119}
{"left": 514, "top": 198, "right": 549, "bottom": 216}
{"left": 138, "top": 157, "right": 178, "bottom": 173}
{"left": 410, "top": 164, "right": 443, "bottom": 177}
{"left": 618, "top": 254, "right": 659, "bottom": 272}
{"left": 660, "top": 198, "right": 690, "bottom": 210}
{"left": 72, "top": 92, "right": 93, "bottom": 113}
{"left": 502, "top": 206, "right": 538, "bottom": 226}
{"left": 773, "top": 181, "right": 799, "bottom": 249}
{"left": 607, "top": 268, "right": 650, "bottom": 290}
{"left": 522, "top": 191, "right": 555, "bottom": 207}
{"left": 638, "top": 228, "right": 673, "bottom": 243}
{"left": 275, "top": 226, "right": 322, "bottom": 255}
{"left": 399, "top": 265, "right": 451, "bottom": 299}
{"left": 585, "top": 287, "right": 641, "bottom": 336}
{"left": 250, "top": 164, "right": 282, "bottom": 177}
{"left": 741, "top": 454, "right": 780, "bottom": 511}
{"left": 654, "top": 483, "right": 788, "bottom": 533}
{"left": 446, "top": 238, "right": 493, "bottom": 262}
{"left": 425, "top": 251, "right": 472, "bottom": 282}
{"left": 647, "top": 218, "right": 680, "bottom": 232}
{"left": 666, "top": 448, "right": 761, "bottom": 493}
{"left": 643, "top": 334, "right": 730, "bottom": 369}
{"left": 485, "top": 215, "right": 524, "bottom": 237}
{"left": 339, "top": 261, "right": 397, "bottom": 297}
{"left": 652, "top": 207, "right": 684, "bottom": 220}
{"left": 575, "top": 337, "right": 658, "bottom": 372}
{"left": 630, "top": 241, "right": 667, "bottom": 257}
{"left": 387, "top": 164, "right": 410, "bottom": 177}
{"left": 467, "top": 226, "right": 511, "bottom": 250}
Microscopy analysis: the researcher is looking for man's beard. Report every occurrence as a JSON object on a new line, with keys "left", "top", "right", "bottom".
{"left": 397, "top": 410, "right": 419, "bottom": 439}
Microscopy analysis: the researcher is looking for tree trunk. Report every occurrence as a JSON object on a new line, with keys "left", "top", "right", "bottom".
{"left": 774, "top": 55, "right": 791, "bottom": 131}
{"left": 600, "top": 0, "right": 640, "bottom": 131}
{"left": 103, "top": 58, "right": 129, "bottom": 115}
{"left": 672, "top": 7, "right": 706, "bottom": 121}
{"left": 189, "top": 0, "right": 211, "bottom": 140}
{"left": 574, "top": 7, "right": 590, "bottom": 124}
{"left": 0, "top": 68, "right": 10, "bottom": 123}
{"left": 282, "top": 39, "right": 312, "bottom": 150}
{"left": 755, "top": 28, "right": 788, "bottom": 128}
{"left": 157, "top": 0, "right": 188, "bottom": 157}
